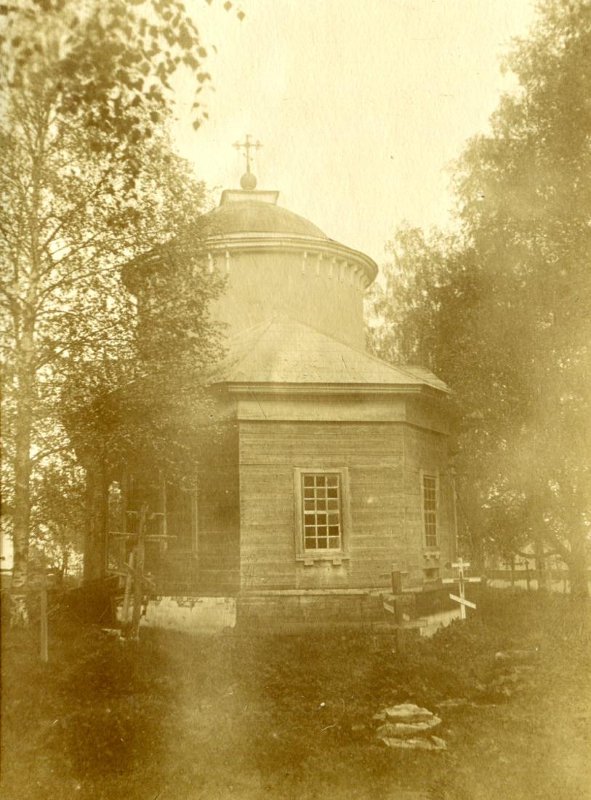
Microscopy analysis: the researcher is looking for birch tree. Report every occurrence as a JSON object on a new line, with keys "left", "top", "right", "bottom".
{"left": 0, "top": 0, "right": 228, "bottom": 623}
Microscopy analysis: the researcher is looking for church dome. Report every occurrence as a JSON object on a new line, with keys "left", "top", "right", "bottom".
{"left": 201, "top": 184, "right": 378, "bottom": 350}
{"left": 203, "top": 199, "right": 327, "bottom": 239}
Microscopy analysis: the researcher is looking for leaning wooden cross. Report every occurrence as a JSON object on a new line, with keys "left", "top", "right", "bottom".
{"left": 442, "top": 557, "right": 481, "bottom": 620}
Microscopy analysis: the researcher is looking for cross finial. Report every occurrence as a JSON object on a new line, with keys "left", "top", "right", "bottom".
{"left": 233, "top": 134, "right": 262, "bottom": 189}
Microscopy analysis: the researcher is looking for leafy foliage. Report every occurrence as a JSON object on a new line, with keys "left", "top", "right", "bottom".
{"left": 369, "top": 0, "right": 591, "bottom": 593}
{"left": 0, "top": 0, "right": 229, "bottom": 619}
{"left": 0, "top": 0, "right": 240, "bottom": 136}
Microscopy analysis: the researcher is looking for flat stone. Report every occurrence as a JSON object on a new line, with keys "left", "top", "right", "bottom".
{"left": 429, "top": 736, "right": 447, "bottom": 750}
{"left": 380, "top": 735, "right": 446, "bottom": 751}
{"left": 383, "top": 703, "right": 435, "bottom": 722}
{"left": 377, "top": 717, "right": 441, "bottom": 739}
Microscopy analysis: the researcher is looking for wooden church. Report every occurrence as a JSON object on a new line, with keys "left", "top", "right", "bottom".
{"left": 85, "top": 151, "right": 456, "bottom": 628}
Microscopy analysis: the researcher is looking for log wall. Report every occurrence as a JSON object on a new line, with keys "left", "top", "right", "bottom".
{"left": 238, "top": 418, "right": 453, "bottom": 593}
{"left": 196, "top": 421, "right": 241, "bottom": 594}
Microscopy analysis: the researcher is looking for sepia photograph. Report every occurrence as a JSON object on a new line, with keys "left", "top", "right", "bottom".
{"left": 1, "top": 1, "right": 590, "bottom": 798}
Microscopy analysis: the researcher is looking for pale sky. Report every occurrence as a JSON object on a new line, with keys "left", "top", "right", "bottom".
{"left": 173, "top": 0, "right": 537, "bottom": 265}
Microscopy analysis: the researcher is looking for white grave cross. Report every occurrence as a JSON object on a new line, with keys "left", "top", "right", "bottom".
{"left": 442, "top": 557, "right": 481, "bottom": 619}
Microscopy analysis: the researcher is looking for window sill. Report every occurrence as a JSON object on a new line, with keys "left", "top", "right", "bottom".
{"left": 297, "top": 553, "right": 350, "bottom": 566}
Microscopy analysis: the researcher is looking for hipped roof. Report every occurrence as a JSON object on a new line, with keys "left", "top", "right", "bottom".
{"left": 210, "top": 318, "right": 449, "bottom": 395}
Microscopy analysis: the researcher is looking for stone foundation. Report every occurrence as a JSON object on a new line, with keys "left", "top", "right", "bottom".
{"left": 138, "top": 586, "right": 467, "bottom": 636}
{"left": 236, "top": 590, "right": 394, "bottom": 632}
{"left": 140, "top": 596, "right": 236, "bottom": 634}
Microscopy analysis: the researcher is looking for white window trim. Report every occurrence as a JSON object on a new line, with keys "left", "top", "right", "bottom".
{"left": 293, "top": 467, "right": 352, "bottom": 564}
{"left": 420, "top": 469, "right": 439, "bottom": 551}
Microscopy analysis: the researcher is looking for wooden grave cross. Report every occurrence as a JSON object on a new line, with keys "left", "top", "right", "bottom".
{"left": 442, "top": 557, "right": 481, "bottom": 620}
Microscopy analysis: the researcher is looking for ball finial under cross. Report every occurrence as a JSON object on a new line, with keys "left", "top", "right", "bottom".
{"left": 240, "top": 171, "right": 257, "bottom": 190}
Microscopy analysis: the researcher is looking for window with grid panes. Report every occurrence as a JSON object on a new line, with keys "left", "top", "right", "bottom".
{"left": 302, "top": 473, "right": 342, "bottom": 551}
{"left": 423, "top": 474, "right": 437, "bottom": 547}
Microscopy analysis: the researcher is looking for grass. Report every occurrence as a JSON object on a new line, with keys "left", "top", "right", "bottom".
{"left": 1, "top": 589, "right": 590, "bottom": 800}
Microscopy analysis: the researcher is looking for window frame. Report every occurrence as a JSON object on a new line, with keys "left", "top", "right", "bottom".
{"left": 420, "top": 470, "right": 439, "bottom": 550}
{"left": 293, "top": 467, "right": 351, "bottom": 563}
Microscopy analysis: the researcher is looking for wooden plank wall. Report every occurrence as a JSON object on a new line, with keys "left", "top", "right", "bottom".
{"left": 238, "top": 419, "right": 452, "bottom": 592}
{"left": 403, "top": 425, "right": 455, "bottom": 582}
{"left": 196, "top": 421, "right": 241, "bottom": 594}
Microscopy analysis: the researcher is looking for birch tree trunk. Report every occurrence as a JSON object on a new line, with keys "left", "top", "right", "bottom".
{"left": 11, "top": 331, "right": 35, "bottom": 625}
{"left": 9, "top": 106, "right": 45, "bottom": 626}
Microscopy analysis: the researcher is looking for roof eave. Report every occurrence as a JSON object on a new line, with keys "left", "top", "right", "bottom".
{"left": 210, "top": 381, "right": 450, "bottom": 397}
{"left": 204, "top": 233, "right": 379, "bottom": 285}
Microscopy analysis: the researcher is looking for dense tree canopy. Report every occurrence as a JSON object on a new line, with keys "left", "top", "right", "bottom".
{"left": 369, "top": 0, "right": 591, "bottom": 595}
{"left": 0, "top": 0, "right": 232, "bottom": 622}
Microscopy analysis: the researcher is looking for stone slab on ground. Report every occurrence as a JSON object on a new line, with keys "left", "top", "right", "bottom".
{"left": 383, "top": 703, "right": 435, "bottom": 722}
{"left": 377, "top": 716, "right": 441, "bottom": 738}
{"left": 380, "top": 735, "right": 447, "bottom": 751}
{"left": 374, "top": 703, "right": 447, "bottom": 750}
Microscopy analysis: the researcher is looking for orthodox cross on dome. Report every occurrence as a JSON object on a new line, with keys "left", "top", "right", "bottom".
{"left": 233, "top": 134, "right": 262, "bottom": 190}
